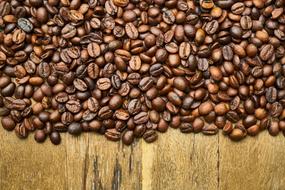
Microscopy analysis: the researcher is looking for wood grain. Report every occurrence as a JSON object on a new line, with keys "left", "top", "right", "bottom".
{"left": 1, "top": 127, "right": 285, "bottom": 190}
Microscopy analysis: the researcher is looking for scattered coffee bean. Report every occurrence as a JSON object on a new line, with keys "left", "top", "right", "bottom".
{"left": 0, "top": 0, "right": 284, "bottom": 146}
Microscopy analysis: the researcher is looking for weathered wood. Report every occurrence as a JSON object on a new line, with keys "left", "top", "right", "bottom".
{"left": 141, "top": 129, "right": 219, "bottom": 190}
{"left": 1, "top": 127, "right": 285, "bottom": 190}
{"left": 0, "top": 129, "right": 68, "bottom": 190}
{"left": 219, "top": 132, "right": 285, "bottom": 190}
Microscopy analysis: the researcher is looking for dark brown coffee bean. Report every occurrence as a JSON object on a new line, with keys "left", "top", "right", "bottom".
{"left": 205, "top": 20, "right": 219, "bottom": 35}
{"left": 68, "top": 122, "right": 82, "bottom": 135}
{"left": 15, "top": 123, "right": 28, "bottom": 139}
{"left": 34, "top": 130, "right": 46, "bottom": 143}
{"left": 226, "top": 111, "right": 240, "bottom": 123}
{"left": 73, "top": 78, "right": 87, "bottom": 92}
{"left": 50, "top": 131, "right": 61, "bottom": 145}
{"left": 260, "top": 44, "right": 274, "bottom": 61}
{"left": 143, "top": 130, "right": 158, "bottom": 143}
{"left": 61, "top": 24, "right": 76, "bottom": 39}
{"left": 197, "top": 58, "right": 209, "bottom": 71}
{"left": 66, "top": 100, "right": 81, "bottom": 113}
{"left": 139, "top": 77, "right": 154, "bottom": 91}
{"left": 122, "top": 130, "right": 134, "bottom": 145}
{"left": 202, "top": 124, "right": 219, "bottom": 135}
{"left": 180, "top": 123, "right": 193, "bottom": 133}
{"left": 222, "top": 45, "right": 233, "bottom": 61}
{"left": 125, "top": 22, "right": 138, "bottom": 39}
{"left": 265, "top": 87, "right": 277, "bottom": 103}
{"left": 1, "top": 116, "right": 16, "bottom": 131}
{"left": 134, "top": 112, "right": 149, "bottom": 125}
{"left": 105, "top": 128, "right": 121, "bottom": 141}
{"left": 163, "top": 10, "right": 175, "bottom": 24}
{"left": 87, "top": 97, "right": 99, "bottom": 112}
{"left": 268, "top": 120, "right": 280, "bottom": 136}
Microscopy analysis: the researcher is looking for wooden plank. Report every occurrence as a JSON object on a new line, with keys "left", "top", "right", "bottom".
{"left": 219, "top": 132, "right": 285, "bottom": 190}
{"left": 87, "top": 134, "right": 142, "bottom": 190}
{"left": 0, "top": 129, "right": 67, "bottom": 190}
{"left": 142, "top": 128, "right": 219, "bottom": 190}
{"left": 1, "top": 126, "right": 285, "bottom": 190}
{"left": 64, "top": 133, "right": 143, "bottom": 190}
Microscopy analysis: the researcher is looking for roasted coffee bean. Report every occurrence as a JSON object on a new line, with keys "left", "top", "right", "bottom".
{"left": 1, "top": 116, "right": 16, "bottom": 131}
{"left": 202, "top": 124, "right": 219, "bottom": 135}
{"left": 66, "top": 100, "right": 81, "bottom": 113}
{"left": 50, "top": 131, "right": 61, "bottom": 145}
{"left": 205, "top": 20, "right": 219, "bottom": 35}
{"left": 0, "top": 0, "right": 284, "bottom": 145}
{"left": 125, "top": 23, "right": 138, "bottom": 39}
{"left": 180, "top": 123, "right": 193, "bottom": 133}
{"left": 143, "top": 129, "right": 158, "bottom": 143}
{"left": 34, "top": 130, "right": 46, "bottom": 143}
{"left": 105, "top": 128, "right": 121, "bottom": 141}
{"left": 260, "top": 44, "right": 274, "bottom": 61}
{"left": 68, "top": 122, "right": 82, "bottom": 135}
{"left": 61, "top": 24, "right": 76, "bottom": 39}
{"left": 229, "top": 128, "right": 245, "bottom": 141}
{"left": 97, "top": 78, "right": 111, "bottom": 91}
{"left": 87, "top": 42, "right": 101, "bottom": 58}
{"left": 122, "top": 130, "right": 134, "bottom": 145}
{"left": 17, "top": 18, "right": 33, "bottom": 33}
{"left": 87, "top": 97, "right": 99, "bottom": 112}
{"left": 266, "top": 87, "right": 277, "bottom": 103}
{"left": 134, "top": 112, "right": 148, "bottom": 125}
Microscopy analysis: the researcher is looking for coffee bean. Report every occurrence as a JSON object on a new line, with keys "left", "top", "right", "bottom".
{"left": 68, "top": 122, "right": 82, "bottom": 135}
{"left": 266, "top": 87, "right": 277, "bottom": 103}
{"left": 240, "top": 16, "right": 252, "bottom": 30}
{"left": 1, "top": 0, "right": 284, "bottom": 145}
{"left": 143, "top": 129, "right": 158, "bottom": 143}
{"left": 34, "top": 130, "right": 46, "bottom": 143}
{"left": 61, "top": 24, "right": 76, "bottom": 39}
{"left": 125, "top": 23, "right": 138, "bottom": 39}
{"left": 129, "top": 56, "right": 141, "bottom": 71}
{"left": 1, "top": 116, "right": 16, "bottom": 131}
{"left": 205, "top": 20, "right": 219, "bottom": 35}
{"left": 260, "top": 44, "right": 274, "bottom": 61}
{"left": 87, "top": 42, "right": 101, "bottom": 58}
{"left": 66, "top": 100, "right": 81, "bottom": 113}
{"left": 229, "top": 128, "right": 245, "bottom": 141}
{"left": 231, "top": 2, "right": 245, "bottom": 14}
{"left": 17, "top": 18, "right": 33, "bottom": 33}
{"left": 134, "top": 112, "right": 149, "bottom": 125}
{"left": 198, "top": 101, "right": 214, "bottom": 116}
{"left": 113, "top": 0, "right": 129, "bottom": 7}
{"left": 202, "top": 124, "right": 219, "bottom": 135}
{"left": 122, "top": 130, "right": 134, "bottom": 145}
{"left": 105, "top": 128, "right": 121, "bottom": 141}
{"left": 50, "top": 131, "right": 61, "bottom": 145}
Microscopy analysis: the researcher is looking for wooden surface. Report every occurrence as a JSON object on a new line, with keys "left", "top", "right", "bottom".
{"left": 1, "top": 128, "right": 285, "bottom": 190}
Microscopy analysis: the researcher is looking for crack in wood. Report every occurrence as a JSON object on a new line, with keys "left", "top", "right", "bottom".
{"left": 82, "top": 140, "right": 89, "bottom": 190}
{"left": 129, "top": 144, "right": 134, "bottom": 174}
{"left": 112, "top": 158, "right": 122, "bottom": 190}
{"left": 217, "top": 134, "right": 220, "bottom": 190}
{"left": 93, "top": 156, "right": 103, "bottom": 190}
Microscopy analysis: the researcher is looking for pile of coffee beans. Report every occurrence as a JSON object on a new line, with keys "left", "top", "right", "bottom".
{"left": 0, "top": 0, "right": 285, "bottom": 145}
